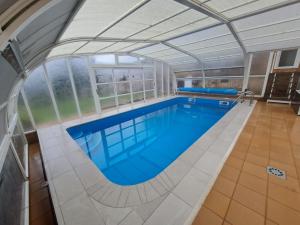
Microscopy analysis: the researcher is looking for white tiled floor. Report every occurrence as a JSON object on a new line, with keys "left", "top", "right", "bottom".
{"left": 37, "top": 98, "right": 255, "bottom": 225}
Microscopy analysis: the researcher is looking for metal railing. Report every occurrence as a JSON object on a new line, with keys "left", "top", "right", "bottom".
{"left": 232, "top": 90, "right": 254, "bottom": 105}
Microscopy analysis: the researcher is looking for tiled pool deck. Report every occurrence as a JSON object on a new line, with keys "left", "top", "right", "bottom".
{"left": 192, "top": 102, "right": 300, "bottom": 225}
{"left": 37, "top": 97, "right": 255, "bottom": 225}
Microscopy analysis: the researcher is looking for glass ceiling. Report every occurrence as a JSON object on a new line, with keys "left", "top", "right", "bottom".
{"left": 48, "top": 0, "right": 300, "bottom": 66}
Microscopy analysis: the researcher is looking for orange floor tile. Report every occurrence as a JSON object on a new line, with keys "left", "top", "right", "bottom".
{"left": 192, "top": 101, "right": 300, "bottom": 225}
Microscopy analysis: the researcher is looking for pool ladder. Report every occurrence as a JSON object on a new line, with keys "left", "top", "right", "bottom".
{"left": 232, "top": 90, "right": 254, "bottom": 106}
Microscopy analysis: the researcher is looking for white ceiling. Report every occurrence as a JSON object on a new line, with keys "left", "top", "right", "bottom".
{"left": 25, "top": 0, "right": 300, "bottom": 68}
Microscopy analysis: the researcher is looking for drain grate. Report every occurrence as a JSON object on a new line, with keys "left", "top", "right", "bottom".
{"left": 266, "top": 166, "right": 286, "bottom": 179}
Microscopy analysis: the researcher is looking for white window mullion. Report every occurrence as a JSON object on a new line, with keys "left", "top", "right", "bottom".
{"left": 161, "top": 63, "right": 164, "bottom": 96}
{"left": 261, "top": 51, "right": 274, "bottom": 97}
{"left": 242, "top": 54, "right": 252, "bottom": 91}
{"left": 167, "top": 65, "right": 170, "bottom": 96}
{"left": 112, "top": 69, "right": 119, "bottom": 107}
{"left": 142, "top": 69, "right": 146, "bottom": 101}
{"left": 20, "top": 89, "right": 36, "bottom": 129}
{"left": 66, "top": 58, "right": 81, "bottom": 117}
{"left": 86, "top": 56, "right": 101, "bottom": 113}
{"left": 42, "top": 64, "right": 61, "bottom": 122}
{"left": 154, "top": 62, "right": 157, "bottom": 98}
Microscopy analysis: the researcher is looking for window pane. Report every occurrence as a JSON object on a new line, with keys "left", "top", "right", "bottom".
{"left": 206, "top": 78, "right": 243, "bottom": 90}
{"left": 118, "top": 55, "right": 138, "bottom": 64}
{"left": 132, "top": 81, "right": 143, "bottom": 92}
{"left": 100, "top": 97, "right": 116, "bottom": 110}
{"left": 129, "top": 69, "right": 143, "bottom": 80}
{"left": 250, "top": 52, "right": 270, "bottom": 75}
{"left": 95, "top": 69, "right": 113, "bottom": 83}
{"left": 70, "top": 57, "right": 95, "bottom": 114}
{"left": 133, "top": 92, "right": 144, "bottom": 102}
{"left": 177, "top": 80, "right": 184, "bottom": 88}
{"left": 248, "top": 77, "right": 265, "bottom": 95}
{"left": 17, "top": 94, "right": 33, "bottom": 131}
{"left": 23, "top": 66, "right": 57, "bottom": 126}
{"left": 192, "top": 80, "right": 202, "bottom": 88}
{"left": 145, "top": 80, "right": 154, "bottom": 90}
{"left": 114, "top": 69, "right": 130, "bottom": 82}
{"left": 279, "top": 49, "right": 297, "bottom": 67}
{"left": 145, "top": 90, "right": 155, "bottom": 100}
{"left": 144, "top": 68, "right": 154, "bottom": 79}
{"left": 116, "top": 82, "right": 130, "bottom": 95}
{"left": 0, "top": 147, "right": 25, "bottom": 225}
{"left": 91, "top": 54, "right": 115, "bottom": 64}
{"left": 46, "top": 59, "right": 78, "bottom": 119}
{"left": 97, "top": 84, "right": 115, "bottom": 98}
{"left": 11, "top": 123, "right": 27, "bottom": 169}
{"left": 118, "top": 94, "right": 131, "bottom": 106}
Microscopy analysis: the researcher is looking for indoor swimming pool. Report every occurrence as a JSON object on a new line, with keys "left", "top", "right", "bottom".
{"left": 67, "top": 97, "right": 235, "bottom": 185}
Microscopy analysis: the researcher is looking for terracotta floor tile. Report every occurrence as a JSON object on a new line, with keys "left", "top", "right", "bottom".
{"left": 247, "top": 145, "right": 269, "bottom": 158}
{"left": 226, "top": 156, "right": 244, "bottom": 170}
{"left": 233, "top": 184, "right": 266, "bottom": 215}
{"left": 242, "top": 162, "right": 268, "bottom": 180}
{"left": 269, "top": 174, "right": 300, "bottom": 193}
{"left": 226, "top": 200, "right": 264, "bottom": 225}
{"left": 220, "top": 165, "right": 240, "bottom": 183}
{"left": 192, "top": 207, "right": 223, "bottom": 225}
{"left": 204, "top": 190, "right": 230, "bottom": 218}
{"left": 267, "top": 199, "right": 300, "bottom": 225}
{"left": 268, "top": 183, "right": 300, "bottom": 212}
{"left": 270, "top": 152, "right": 294, "bottom": 165}
{"left": 238, "top": 172, "right": 267, "bottom": 195}
{"left": 213, "top": 176, "right": 236, "bottom": 198}
{"left": 193, "top": 102, "right": 300, "bottom": 225}
{"left": 245, "top": 153, "right": 268, "bottom": 167}
{"left": 231, "top": 149, "right": 247, "bottom": 160}
{"left": 266, "top": 220, "right": 278, "bottom": 225}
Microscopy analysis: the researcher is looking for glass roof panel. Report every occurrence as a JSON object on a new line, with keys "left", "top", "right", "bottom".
{"left": 74, "top": 42, "right": 114, "bottom": 54}
{"left": 223, "top": 0, "right": 290, "bottom": 18}
{"left": 129, "top": 9, "right": 207, "bottom": 39}
{"left": 60, "top": 0, "right": 142, "bottom": 40}
{"left": 99, "top": 42, "right": 142, "bottom": 52}
{"left": 100, "top": 0, "right": 187, "bottom": 38}
{"left": 48, "top": 42, "right": 87, "bottom": 58}
{"left": 150, "top": 17, "right": 219, "bottom": 41}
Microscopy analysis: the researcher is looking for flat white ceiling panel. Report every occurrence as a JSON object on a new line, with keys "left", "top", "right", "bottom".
{"left": 130, "top": 9, "right": 208, "bottom": 39}
{"left": 244, "top": 30, "right": 300, "bottom": 47}
{"left": 100, "top": 0, "right": 187, "bottom": 38}
{"left": 150, "top": 17, "right": 219, "bottom": 41}
{"left": 177, "top": 35, "right": 236, "bottom": 51}
{"left": 168, "top": 25, "right": 230, "bottom": 46}
{"left": 133, "top": 44, "right": 169, "bottom": 54}
{"left": 100, "top": 22, "right": 148, "bottom": 38}
{"left": 48, "top": 41, "right": 87, "bottom": 57}
{"left": 118, "top": 43, "right": 152, "bottom": 52}
{"left": 246, "top": 37, "right": 300, "bottom": 52}
{"left": 238, "top": 19, "right": 300, "bottom": 40}
{"left": 232, "top": 3, "right": 300, "bottom": 31}
{"left": 205, "top": 0, "right": 254, "bottom": 12}
{"left": 222, "top": 0, "right": 289, "bottom": 19}
{"left": 60, "top": 0, "right": 142, "bottom": 40}
{"left": 196, "top": 48, "right": 243, "bottom": 59}
{"left": 74, "top": 42, "right": 113, "bottom": 54}
{"left": 99, "top": 42, "right": 142, "bottom": 52}
{"left": 190, "top": 43, "right": 241, "bottom": 55}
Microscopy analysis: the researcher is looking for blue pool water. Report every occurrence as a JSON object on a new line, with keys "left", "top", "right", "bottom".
{"left": 67, "top": 97, "right": 234, "bottom": 186}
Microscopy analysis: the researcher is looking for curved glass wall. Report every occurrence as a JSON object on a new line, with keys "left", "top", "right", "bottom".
{"left": 18, "top": 54, "right": 174, "bottom": 131}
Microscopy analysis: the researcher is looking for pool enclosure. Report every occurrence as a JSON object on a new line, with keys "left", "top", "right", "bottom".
{"left": 0, "top": 0, "right": 300, "bottom": 225}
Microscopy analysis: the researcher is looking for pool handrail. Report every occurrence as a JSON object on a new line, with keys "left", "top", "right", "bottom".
{"left": 232, "top": 90, "right": 254, "bottom": 106}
